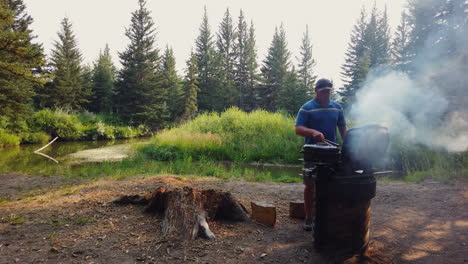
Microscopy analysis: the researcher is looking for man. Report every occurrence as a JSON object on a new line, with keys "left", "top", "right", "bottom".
{"left": 295, "top": 78, "right": 347, "bottom": 231}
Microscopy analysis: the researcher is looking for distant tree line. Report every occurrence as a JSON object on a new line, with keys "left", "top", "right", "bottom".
{"left": 1, "top": 0, "right": 317, "bottom": 130}
{"left": 1, "top": 0, "right": 465, "bottom": 130}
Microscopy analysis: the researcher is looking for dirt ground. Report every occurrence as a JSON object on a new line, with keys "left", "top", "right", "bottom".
{"left": 0, "top": 173, "right": 467, "bottom": 264}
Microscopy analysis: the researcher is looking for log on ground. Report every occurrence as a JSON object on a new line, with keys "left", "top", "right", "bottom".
{"left": 251, "top": 201, "right": 276, "bottom": 227}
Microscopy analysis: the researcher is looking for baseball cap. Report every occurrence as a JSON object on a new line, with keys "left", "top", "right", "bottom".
{"left": 315, "top": 78, "right": 333, "bottom": 92}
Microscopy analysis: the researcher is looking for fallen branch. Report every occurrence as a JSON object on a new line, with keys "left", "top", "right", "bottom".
{"left": 34, "top": 137, "right": 59, "bottom": 153}
{"left": 34, "top": 137, "right": 59, "bottom": 163}
{"left": 34, "top": 151, "right": 59, "bottom": 163}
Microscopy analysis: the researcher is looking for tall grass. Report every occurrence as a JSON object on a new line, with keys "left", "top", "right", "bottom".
{"left": 387, "top": 138, "right": 468, "bottom": 182}
{"left": 139, "top": 107, "right": 303, "bottom": 164}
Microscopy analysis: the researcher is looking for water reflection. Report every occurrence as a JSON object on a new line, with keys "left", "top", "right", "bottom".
{"left": 0, "top": 138, "right": 149, "bottom": 174}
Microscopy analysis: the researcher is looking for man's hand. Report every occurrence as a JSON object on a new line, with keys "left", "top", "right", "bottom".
{"left": 312, "top": 130, "right": 324, "bottom": 142}
{"left": 296, "top": 126, "right": 324, "bottom": 142}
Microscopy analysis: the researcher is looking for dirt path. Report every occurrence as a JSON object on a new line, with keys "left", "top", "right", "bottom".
{"left": 0, "top": 174, "right": 466, "bottom": 264}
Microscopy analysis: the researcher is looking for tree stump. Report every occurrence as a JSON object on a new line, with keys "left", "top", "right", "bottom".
{"left": 250, "top": 201, "right": 276, "bottom": 227}
{"left": 143, "top": 186, "right": 249, "bottom": 239}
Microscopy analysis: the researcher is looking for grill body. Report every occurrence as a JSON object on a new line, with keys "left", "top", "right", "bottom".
{"left": 313, "top": 166, "right": 375, "bottom": 254}
{"left": 302, "top": 125, "right": 388, "bottom": 255}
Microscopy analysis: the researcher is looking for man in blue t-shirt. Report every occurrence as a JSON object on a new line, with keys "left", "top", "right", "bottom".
{"left": 295, "top": 78, "right": 347, "bottom": 231}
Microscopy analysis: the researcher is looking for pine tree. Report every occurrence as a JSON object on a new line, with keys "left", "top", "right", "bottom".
{"left": 355, "top": 50, "right": 371, "bottom": 87}
{"left": 391, "top": 11, "right": 412, "bottom": 72}
{"left": 81, "top": 64, "right": 93, "bottom": 108}
{"left": 405, "top": 0, "right": 442, "bottom": 74}
{"left": 297, "top": 25, "right": 317, "bottom": 97}
{"left": 0, "top": 0, "right": 46, "bottom": 118}
{"left": 162, "top": 46, "right": 182, "bottom": 121}
{"left": 115, "top": 0, "right": 166, "bottom": 128}
{"left": 180, "top": 52, "right": 199, "bottom": 121}
{"left": 375, "top": 6, "right": 391, "bottom": 65}
{"left": 44, "top": 17, "right": 90, "bottom": 110}
{"left": 245, "top": 21, "right": 259, "bottom": 110}
{"left": 90, "top": 44, "right": 115, "bottom": 113}
{"left": 234, "top": 9, "right": 248, "bottom": 109}
{"left": 365, "top": 4, "right": 380, "bottom": 67}
{"left": 216, "top": 8, "right": 237, "bottom": 107}
{"left": 278, "top": 67, "right": 306, "bottom": 114}
{"left": 260, "top": 24, "right": 291, "bottom": 112}
{"left": 339, "top": 5, "right": 391, "bottom": 106}
{"left": 195, "top": 7, "right": 224, "bottom": 112}
{"left": 430, "top": 0, "right": 468, "bottom": 58}
{"left": 340, "top": 7, "right": 368, "bottom": 99}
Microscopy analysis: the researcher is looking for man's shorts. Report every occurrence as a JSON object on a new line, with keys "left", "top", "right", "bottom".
{"left": 302, "top": 166, "right": 317, "bottom": 186}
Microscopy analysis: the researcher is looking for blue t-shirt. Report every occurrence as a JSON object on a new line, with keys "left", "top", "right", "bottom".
{"left": 295, "top": 99, "right": 346, "bottom": 144}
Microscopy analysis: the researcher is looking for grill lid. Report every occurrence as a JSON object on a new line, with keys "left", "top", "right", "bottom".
{"left": 303, "top": 144, "right": 339, "bottom": 151}
{"left": 302, "top": 143, "right": 340, "bottom": 164}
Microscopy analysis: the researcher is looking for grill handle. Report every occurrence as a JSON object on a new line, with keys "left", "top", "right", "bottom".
{"left": 322, "top": 139, "right": 340, "bottom": 147}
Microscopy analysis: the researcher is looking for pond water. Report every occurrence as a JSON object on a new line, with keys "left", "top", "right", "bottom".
{"left": 0, "top": 139, "right": 303, "bottom": 179}
{"left": 0, "top": 138, "right": 149, "bottom": 173}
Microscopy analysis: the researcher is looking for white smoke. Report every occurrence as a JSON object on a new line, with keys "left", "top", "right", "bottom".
{"left": 348, "top": 1, "right": 468, "bottom": 153}
{"left": 349, "top": 70, "right": 468, "bottom": 152}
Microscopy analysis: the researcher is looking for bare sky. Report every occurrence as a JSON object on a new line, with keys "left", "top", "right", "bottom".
{"left": 24, "top": 0, "right": 407, "bottom": 87}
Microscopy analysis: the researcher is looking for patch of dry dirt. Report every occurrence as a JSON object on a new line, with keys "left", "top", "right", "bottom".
{"left": 0, "top": 174, "right": 466, "bottom": 264}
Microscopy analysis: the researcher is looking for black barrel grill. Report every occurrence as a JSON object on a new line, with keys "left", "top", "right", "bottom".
{"left": 302, "top": 125, "right": 389, "bottom": 255}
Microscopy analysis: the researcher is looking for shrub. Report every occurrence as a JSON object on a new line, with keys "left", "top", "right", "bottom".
{"left": 0, "top": 129, "right": 20, "bottom": 147}
{"left": 77, "top": 111, "right": 101, "bottom": 125}
{"left": 28, "top": 109, "right": 82, "bottom": 140}
{"left": 114, "top": 126, "right": 138, "bottom": 139}
{"left": 6, "top": 118, "right": 29, "bottom": 133}
{"left": 136, "top": 124, "right": 152, "bottom": 137}
{"left": 139, "top": 144, "right": 181, "bottom": 161}
{"left": 80, "top": 122, "right": 116, "bottom": 140}
{"left": 19, "top": 132, "right": 50, "bottom": 144}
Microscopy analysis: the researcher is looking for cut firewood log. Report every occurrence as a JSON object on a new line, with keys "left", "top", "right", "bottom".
{"left": 250, "top": 201, "right": 276, "bottom": 227}
{"left": 289, "top": 200, "right": 305, "bottom": 219}
{"left": 141, "top": 186, "right": 248, "bottom": 239}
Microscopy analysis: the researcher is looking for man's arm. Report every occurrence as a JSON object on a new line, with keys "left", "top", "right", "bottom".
{"left": 295, "top": 126, "right": 324, "bottom": 142}
{"left": 338, "top": 125, "right": 347, "bottom": 141}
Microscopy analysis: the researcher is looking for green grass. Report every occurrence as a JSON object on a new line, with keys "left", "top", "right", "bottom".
{"left": 387, "top": 138, "right": 468, "bottom": 183}
{"left": 139, "top": 107, "right": 303, "bottom": 164}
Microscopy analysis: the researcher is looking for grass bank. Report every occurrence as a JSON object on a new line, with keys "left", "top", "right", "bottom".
{"left": 387, "top": 139, "right": 468, "bottom": 183}
{"left": 139, "top": 107, "right": 303, "bottom": 164}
